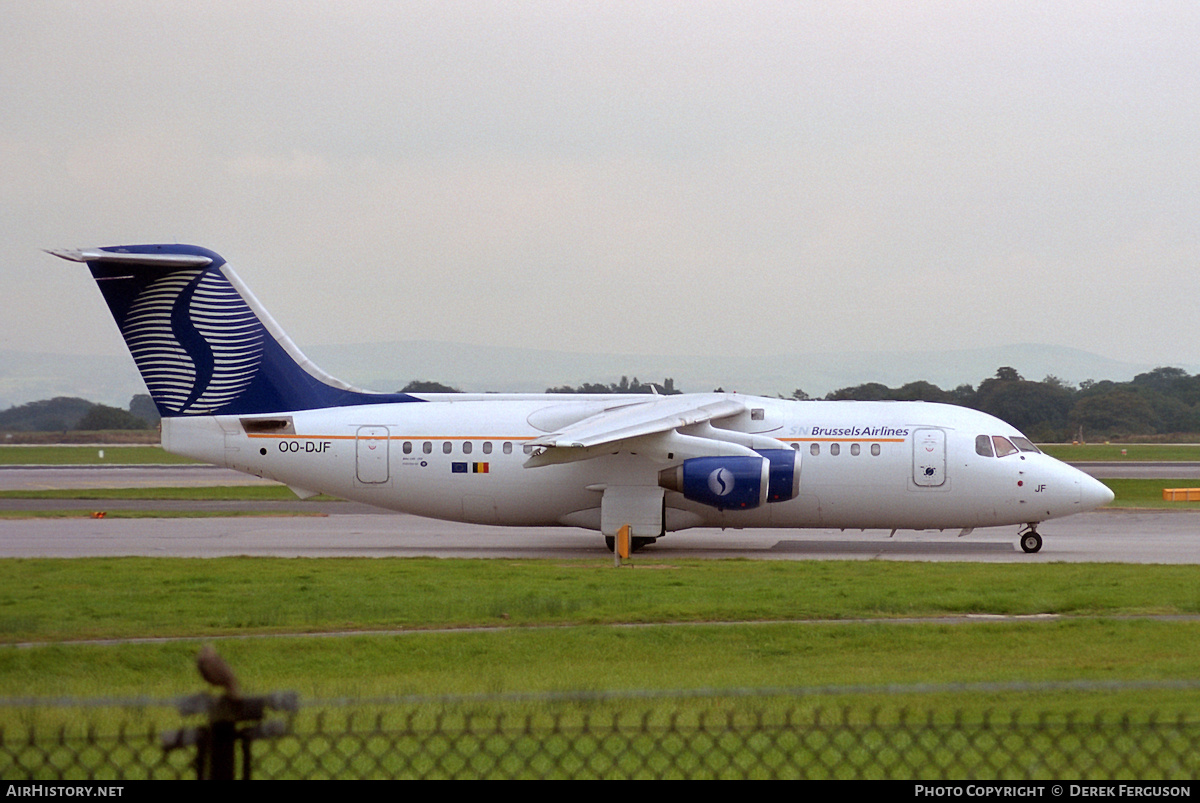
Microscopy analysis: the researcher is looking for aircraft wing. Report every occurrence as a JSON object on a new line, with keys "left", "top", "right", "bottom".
{"left": 532, "top": 395, "right": 746, "bottom": 449}
{"left": 525, "top": 394, "right": 789, "bottom": 467}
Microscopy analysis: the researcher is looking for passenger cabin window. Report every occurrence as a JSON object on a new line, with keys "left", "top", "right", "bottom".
{"left": 830, "top": 443, "right": 840, "bottom": 456}
{"left": 483, "top": 442, "right": 492, "bottom": 455}
{"left": 503, "top": 442, "right": 512, "bottom": 455}
{"left": 992, "top": 436, "right": 1019, "bottom": 457}
{"left": 463, "top": 441, "right": 473, "bottom": 455}
{"left": 810, "top": 443, "right": 820, "bottom": 456}
{"left": 1011, "top": 437, "right": 1040, "bottom": 453}
{"left": 870, "top": 443, "right": 880, "bottom": 456}
{"left": 976, "top": 435, "right": 994, "bottom": 457}
{"left": 403, "top": 441, "right": 412, "bottom": 455}
{"left": 850, "top": 443, "right": 860, "bottom": 456}
{"left": 443, "top": 442, "right": 452, "bottom": 454}
{"left": 422, "top": 442, "right": 432, "bottom": 454}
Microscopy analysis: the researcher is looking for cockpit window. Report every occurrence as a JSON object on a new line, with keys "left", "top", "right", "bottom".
{"left": 992, "top": 436, "right": 1018, "bottom": 457}
{"left": 975, "top": 435, "right": 994, "bottom": 457}
{"left": 1011, "top": 437, "right": 1040, "bottom": 453}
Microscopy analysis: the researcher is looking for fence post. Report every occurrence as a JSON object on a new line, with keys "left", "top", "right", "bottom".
{"left": 206, "top": 703, "right": 238, "bottom": 780}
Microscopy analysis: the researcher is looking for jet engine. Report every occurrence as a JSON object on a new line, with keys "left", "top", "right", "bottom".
{"left": 658, "top": 449, "right": 800, "bottom": 511}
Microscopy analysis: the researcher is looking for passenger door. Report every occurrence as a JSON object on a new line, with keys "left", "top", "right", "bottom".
{"left": 912, "top": 429, "right": 946, "bottom": 487}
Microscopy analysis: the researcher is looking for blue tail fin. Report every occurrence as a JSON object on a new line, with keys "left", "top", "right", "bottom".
{"left": 50, "top": 244, "right": 421, "bottom": 417}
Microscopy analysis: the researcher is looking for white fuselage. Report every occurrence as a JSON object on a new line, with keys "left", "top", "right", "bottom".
{"left": 161, "top": 393, "right": 1113, "bottom": 534}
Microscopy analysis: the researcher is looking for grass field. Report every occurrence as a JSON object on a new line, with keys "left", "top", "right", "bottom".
{"left": 1105, "top": 478, "right": 1200, "bottom": 509}
{"left": 3, "top": 526, "right": 1199, "bottom": 777}
{"left": 3, "top": 558, "right": 1200, "bottom": 710}
{"left": 3, "top": 446, "right": 1199, "bottom": 719}
{"left": 10, "top": 558, "right": 1200, "bottom": 643}
{"left": 6, "top": 619, "right": 1200, "bottom": 710}
{"left": 1039, "top": 443, "right": 1200, "bottom": 461}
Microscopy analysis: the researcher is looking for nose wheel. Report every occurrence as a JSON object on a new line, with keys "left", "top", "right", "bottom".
{"left": 1018, "top": 525, "right": 1043, "bottom": 554}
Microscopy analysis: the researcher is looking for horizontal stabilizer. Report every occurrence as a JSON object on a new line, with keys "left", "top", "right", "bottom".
{"left": 47, "top": 248, "right": 213, "bottom": 268}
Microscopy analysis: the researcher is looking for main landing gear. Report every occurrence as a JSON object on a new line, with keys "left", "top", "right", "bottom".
{"left": 605, "top": 535, "right": 657, "bottom": 553}
{"left": 1018, "top": 524, "right": 1043, "bottom": 554}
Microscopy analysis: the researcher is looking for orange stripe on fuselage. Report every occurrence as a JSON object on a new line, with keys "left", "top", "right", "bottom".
{"left": 245, "top": 434, "right": 538, "bottom": 441}
{"left": 247, "top": 434, "right": 906, "bottom": 443}
{"left": 783, "top": 437, "right": 907, "bottom": 443}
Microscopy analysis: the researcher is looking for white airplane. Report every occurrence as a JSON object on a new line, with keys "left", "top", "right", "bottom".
{"left": 51, "top": 244, "right": 1113, "bottom": 554}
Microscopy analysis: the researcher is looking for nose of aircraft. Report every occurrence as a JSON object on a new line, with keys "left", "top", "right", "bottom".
{"left": 1040, "top": 458, "right": 1115, "bottom": 518}
{"left": 1078, "top": 472, "right": 1115, "bottom": 511}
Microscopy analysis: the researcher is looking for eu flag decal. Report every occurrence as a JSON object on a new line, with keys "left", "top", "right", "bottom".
{"left": 451, "top": 462, "right": 468, "bottom": 473}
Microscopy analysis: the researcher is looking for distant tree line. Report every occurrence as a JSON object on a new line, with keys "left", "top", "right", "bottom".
{"left": 808, "top": 366, "right": 1200, "bottom": 442}
{"left": 547, "top": 376, "right": 681, "bottom": 395}
{"left": 541, "top": 366, "right": 1200, "bottom": 440}
{"left": 399, "top": 380, "right": 462, "bottom": 393}
{"left": 8, "top": 366, "right": 1200, "bottom": 440}
{"left": 0, "top": 395, "right": 158, "bottom": 432}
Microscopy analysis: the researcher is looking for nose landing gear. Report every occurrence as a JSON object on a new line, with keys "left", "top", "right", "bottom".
{"left": 1018, "top": 524, "right": 1043, "bottom": 554}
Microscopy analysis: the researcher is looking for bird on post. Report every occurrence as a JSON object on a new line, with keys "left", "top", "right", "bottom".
{"left": 196, "top": 644, "right": 241, "bottom": 698}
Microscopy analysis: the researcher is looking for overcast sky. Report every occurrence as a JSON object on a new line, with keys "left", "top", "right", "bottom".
{"left": 3, "top": 2, "right": 1198, "bottom": 369}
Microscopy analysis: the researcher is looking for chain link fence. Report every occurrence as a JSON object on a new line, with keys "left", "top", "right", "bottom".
{"left": 4, "top": 686, "right": 1200, "bottom": 779}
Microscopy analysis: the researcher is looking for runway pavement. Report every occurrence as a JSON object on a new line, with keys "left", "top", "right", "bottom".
{"left": 1, "top": 506, "right": 1196, "bottom": 563}
{"left": 0, "top": 464, "right": 276, "bottom": 491}
{"left": 1, "top": 464, "right": 1197, "bottom": 562}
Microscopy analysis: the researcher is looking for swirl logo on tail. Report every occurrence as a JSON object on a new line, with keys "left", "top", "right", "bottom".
{"left": 122, "top": 269, "right": 264, "bottom": 414}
